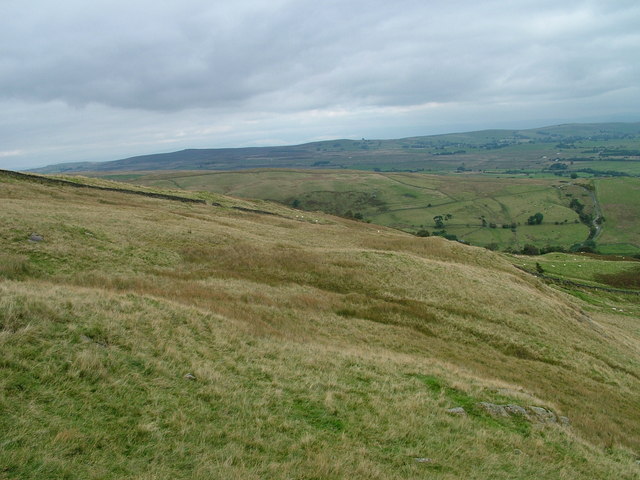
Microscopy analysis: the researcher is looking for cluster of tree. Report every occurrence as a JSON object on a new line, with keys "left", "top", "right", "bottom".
{"left": 574, "top": 168, "right": 630, "bottom": 177}
{"left": 433, "top": 214, "right": 452, "bottom": 228}
{"left": 432, "top": 231, "right": 462, "bottom": 242}
{"left": 415, "top": 228, "right": 468, "bottom": 244}
{"left": 569, "top": 198, "right": 584, "bottom": 213}
{"left": 597, "top": 148, "right": 640, "bottom": 157}
{"left": 344, "top": 210, "right": 364, "bottom": 220}
{"left": 570, "top": 239, "right": 598, "bottom": 253}
{"left": 501, "top": 244, "right": 569, "bottom": 255}
{"left": 526, "top": 212, "right": 544, "bottom": 225}
{"left": 521, "top": 244, "right": 542, "bottom": 255}
{"left": 432, "top": 150, "right": 466, "bottom": 156}
{"left": 479, "top": 142, "right": 513, "bottom": 150}
{"left": 569, "top": 198, "right": 596, "bottom": 226}
{"left": 485, "top": 222, "right": 518, "bottom": 229}
{"left": 548, "top": 163, "right": 568, "bottom": 170}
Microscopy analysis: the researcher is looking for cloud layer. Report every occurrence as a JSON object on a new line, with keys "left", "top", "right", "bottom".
{"left": 2, "top": 0, "right": 639, "bottom": 168}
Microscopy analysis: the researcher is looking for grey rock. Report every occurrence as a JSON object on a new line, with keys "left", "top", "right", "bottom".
{"left": 446, "top": 407, "right": 467, "bottom": 416}
{"left": 478, "top": 402, "right": 509, "bottom": 417}
{"left": 504, "top": 404, "right": 529, "bottom": 417}
{"left": 184, "top": 373, "right": 196, "bottom": 380}
{"left": 473, "top": 402, "right": 569, "bottom": 426}
{"left": 528, "top": 406, "right": 557, "bottom": 423}
{"left": 414, "top": 458, "right": 434, "bottom": 463}
{"left": 28, "top": 233, "right": 43, "bottom": 242}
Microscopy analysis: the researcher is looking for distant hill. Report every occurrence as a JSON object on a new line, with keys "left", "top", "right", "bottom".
{"left": 30, "top": 122, "right": 640, "bottom": 174}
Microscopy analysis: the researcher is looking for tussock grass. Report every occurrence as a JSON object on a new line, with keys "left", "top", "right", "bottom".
{"left": 0, "top": 253, "right": 31, "bottom": 280}
{"left": 1, "top": 171, "right": 639, "bottom": 478}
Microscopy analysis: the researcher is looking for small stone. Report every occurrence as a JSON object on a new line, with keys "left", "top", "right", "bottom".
{"left": 28, "top": 233, "right": 43, "bottom": 242}
{"left": 184, "top": 373, "right": 196, "bottom": 380}
{"left": 446, "top": 407, "right": 467, "bottom": 416}
{"left": 513, "top": 449, "right": 523, "bottom": 455}
{"left": 414, "top": 458, "right": 434, "bottom": 463}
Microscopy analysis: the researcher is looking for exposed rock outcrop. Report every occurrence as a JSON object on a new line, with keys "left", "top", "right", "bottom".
{"left": 447, "top": 403, "right": 569, "bottom": 425}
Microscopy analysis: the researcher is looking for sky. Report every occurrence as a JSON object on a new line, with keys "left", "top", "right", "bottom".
{"left": 1, "top": 0, "right": 639, "bottom": 170}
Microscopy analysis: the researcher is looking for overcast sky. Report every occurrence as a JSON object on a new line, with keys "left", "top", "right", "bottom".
{"left": 1, "top": 0, "right": 639, "bottom": 170}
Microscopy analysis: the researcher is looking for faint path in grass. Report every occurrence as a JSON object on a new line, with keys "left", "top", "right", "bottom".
{"left": 514, "top": 265, "right": 640, "bottom": 296}
{"left": 166, "top": 178, "right": 183, "bottom": 190}
{"left": 379, "top": 173, "right": 455, "bottom": 200}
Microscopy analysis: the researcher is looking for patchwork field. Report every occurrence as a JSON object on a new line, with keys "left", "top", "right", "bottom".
{"left": 2, "top": 171, "right": 639, "bottom": 479}
{"left": 121, "top": 169, "right": 596, "bottom": 251}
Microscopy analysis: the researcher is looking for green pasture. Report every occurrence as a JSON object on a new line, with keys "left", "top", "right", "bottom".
{"left": 594, "top": 177, "right": 640, "bottom": 254}
{"left": 127, "top": 170, "right": 596, "bottom": 251}
{"left": 567, "top": 161, "right": 640, "bottom": 175}
{"left": 512, "top": 252, "right": 640, "bottom": 288}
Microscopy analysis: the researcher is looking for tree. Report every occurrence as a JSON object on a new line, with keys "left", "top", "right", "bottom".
{"left": 433, "top": 215, "right": 444, "bottom": 229}
{"left": 569, "top": 198, "right": 584, "bottom": 213}
{"left": 527, "top": 212, "right": 544, "bottom": 225}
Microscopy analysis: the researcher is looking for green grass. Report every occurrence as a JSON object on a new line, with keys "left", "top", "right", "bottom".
{"left": 513, "top": 252, "right": 639, "bottom": 286}
{"left": 122, "top": 170, "right": 597, "bottom": 251}
{"left": 595, "top": 177, "right": 640, "bottom": 254}
{"left": 1, "top": 171, "right": 639, "bottom": 479}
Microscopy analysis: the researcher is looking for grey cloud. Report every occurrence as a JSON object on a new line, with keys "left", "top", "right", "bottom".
{"left": 1, "top": 0, "right": 639, "bottom": 169}
{"left": 3, "top": 0, "right": 637, "bottom": 113}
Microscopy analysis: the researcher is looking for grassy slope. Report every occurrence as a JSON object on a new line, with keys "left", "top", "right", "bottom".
{"left": 1, "top": 173, "right": 639, "bottom": 479}
{"left": 125, "top": 169, "right": 592, "bottom": 250}
{"left": 595, "top": 177, "right": 640, "bottom": 254}
{"left": 516, "top": 252, "right": 639, "bottom": 286}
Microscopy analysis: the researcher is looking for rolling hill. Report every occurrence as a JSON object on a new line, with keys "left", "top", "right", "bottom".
{"left": 1, "top": 170, "right": 639, "bottom": 479}
{"left": 119, "top": 169, "right": 602, "bottom": 252}
{"left": 30, "top": 122, "right": 640, "bottom": 176}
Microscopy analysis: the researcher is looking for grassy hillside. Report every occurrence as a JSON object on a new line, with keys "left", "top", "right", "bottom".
{"left": 1, "top": 171, "right": 639, "bottom": 479}
{"left": 31, "top": 122, "right": 640, "bottom": 176}
{"left": 124, "top": 169, "right": 597, "bottom": 251}
{"left": 595, "top": 177, "right": 640, "bottom": 254}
